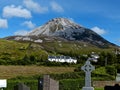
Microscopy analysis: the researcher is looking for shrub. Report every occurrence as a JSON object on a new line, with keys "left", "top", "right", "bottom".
{"left": 59, "top": 79, "right": 84, "bottom": 90}
{"left": 105, "top": 65, "right": 116, "bottom": 75}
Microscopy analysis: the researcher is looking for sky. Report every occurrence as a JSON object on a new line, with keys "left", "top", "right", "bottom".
{"left": 0, "top": 0, "right": 120, "bottom": 46}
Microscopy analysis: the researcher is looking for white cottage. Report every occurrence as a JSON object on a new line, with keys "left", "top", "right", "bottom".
{"left": 48, "top": 55, "right": 77, "bottom": 64}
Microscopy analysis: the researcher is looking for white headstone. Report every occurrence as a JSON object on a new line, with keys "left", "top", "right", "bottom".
{"left": 116, "top": 73, "right": 120, "bottom": 82}
{"left": 0, "top": 79, "right": 7, "bottom": 88}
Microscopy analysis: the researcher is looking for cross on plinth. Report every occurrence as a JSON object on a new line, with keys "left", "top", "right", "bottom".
{"left": 81, "top": 59, "right": 95, "bottom": 87}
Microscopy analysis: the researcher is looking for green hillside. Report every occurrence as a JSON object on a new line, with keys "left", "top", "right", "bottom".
{"left": 0, "top": 39, "right": 48, "bottom": 65}
{"left": 0, "top": 39, "right": 117, "bottom": 65}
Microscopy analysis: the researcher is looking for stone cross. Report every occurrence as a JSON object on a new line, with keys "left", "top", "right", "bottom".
{"left": 81, "top": 59, "right": 95, "bottom": 87}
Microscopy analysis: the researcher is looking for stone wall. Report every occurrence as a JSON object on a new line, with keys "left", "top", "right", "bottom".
{"left": 93, "top": 81, "right": 120, "bottom": 87}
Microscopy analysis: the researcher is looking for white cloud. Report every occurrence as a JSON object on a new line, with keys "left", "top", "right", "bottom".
{"left": 50, "top": 1, "right": 64, "bottom": 13}
{"left": 117, "top": 39, "right": 120, "bottom": 43}
{"left": 0, "top": 18, "right": 8, "bottom": 28}
{"left": 14, "top": 30, "right": 29, "bottom": 36}
{"left": 23, "top": 0, "right": 48, "bottom": 13}
{"left": 22, "top": 21, "right": 36, "bottom": 29}
{"left": 3, "top": 5, "right": 32, "bottom": 18}
{"left": 69, "top": 18, "right": 74, "bottom": 22}
{"left": 91, "top": 26, "right": 106, "bottom": 35}
{"left": 116, "top": 38, "right": 120, "bottom": 43}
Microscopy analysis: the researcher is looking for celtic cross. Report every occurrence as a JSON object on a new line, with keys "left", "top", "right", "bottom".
{"left": 81, "top": 59, "right": 95, "bottom": 87}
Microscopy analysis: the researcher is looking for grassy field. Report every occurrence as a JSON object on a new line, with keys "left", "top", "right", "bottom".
{"left": 0, "top": 65, "right": 75, "bottom": 79}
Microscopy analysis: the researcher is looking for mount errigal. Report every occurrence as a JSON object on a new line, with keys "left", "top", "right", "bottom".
{"left": 6, "top": 18, "right": 116, "bottom": 48}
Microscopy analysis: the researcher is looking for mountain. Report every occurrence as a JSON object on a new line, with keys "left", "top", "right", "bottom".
{"left": 1, "top": 18, "right": 119, "bottom": 65}
{"left": 6, "top": 17, "right": 117, "bottom": 48}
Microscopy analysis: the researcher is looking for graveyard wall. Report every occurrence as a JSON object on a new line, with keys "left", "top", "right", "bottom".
{"left": 93, "top": 81, "right": 120, "bottom": 87}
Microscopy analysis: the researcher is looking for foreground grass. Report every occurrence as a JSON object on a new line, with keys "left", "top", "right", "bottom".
{"left": 95, "top": 88, "right": 104, "bottom": 90}
{"left": 0, "top": 65, "right": 75, "bottom": 79}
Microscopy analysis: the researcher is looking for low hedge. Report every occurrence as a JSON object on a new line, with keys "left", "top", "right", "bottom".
{"left": 59, "top": 79, "right": 84, "bottom": 90}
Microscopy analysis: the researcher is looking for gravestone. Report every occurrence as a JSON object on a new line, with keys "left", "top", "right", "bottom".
{"left": 81, "top": 59, "right": 95, "bottom": 90}
{"left": 104, "top": 84, "right": 120, "bottom": 90}
{"left": 116, "top": 73, "right": 120, "bottom": 82}
{"left": 43, "top": 75, "right": 50, "bottom": 90}
{"left": 14, "top": 83, "right": 30, "bottom": 90}
{"left": 0, "top": 79, "right": 7, "bottom": 90}
{"left": 38, "top": 75, "right": 59, "bottom": 90}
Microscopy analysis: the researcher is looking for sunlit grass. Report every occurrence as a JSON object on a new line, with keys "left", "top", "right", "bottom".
{"left": 0, "top": 65, "right": 75, "bottom": 79}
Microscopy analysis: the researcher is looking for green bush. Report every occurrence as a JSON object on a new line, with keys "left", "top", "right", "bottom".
{"left": 105, "top": 65, "right": 116, "bottom": 75}
{"left": 50, "top": 72, "right": 84, "bottom": 80}
{"left": 59, "top": 79, "right": 84, "bottom": 90}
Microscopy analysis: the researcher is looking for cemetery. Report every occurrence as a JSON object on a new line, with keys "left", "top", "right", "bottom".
{"left": 1, "top": 54, "right": 120, "bottom": 90}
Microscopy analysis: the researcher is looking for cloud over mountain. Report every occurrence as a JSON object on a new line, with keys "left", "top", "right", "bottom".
{"left": 22, "top": 21, "right": 36, "bottom": 29}
{"left": 50, "top": 1, "right": 64, "bottom": 13}
{"left": 3, "top": 5, "right": 32, "bottom": 18}
{"left": 23, "top": 0, "right": 48, "bottom": 13}
{"left": 91, "top": 26, "right": 106, "bottom": 35}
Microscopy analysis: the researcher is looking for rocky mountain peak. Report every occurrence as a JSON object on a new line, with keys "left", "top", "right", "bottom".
{"left": 48, "top": 17, "right": 80, "bottom": 27}
{"left": 27, "top": 17, "right": 82, "bottom": 36}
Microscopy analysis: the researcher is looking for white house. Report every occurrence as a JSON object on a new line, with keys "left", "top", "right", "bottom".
{"left": 48, "top": 55, "right": 77, "bottom": 64}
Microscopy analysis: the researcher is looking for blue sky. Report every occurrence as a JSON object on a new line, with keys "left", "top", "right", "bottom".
{"left": 0, "top": 0, "right": 120, "bottom": 46}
